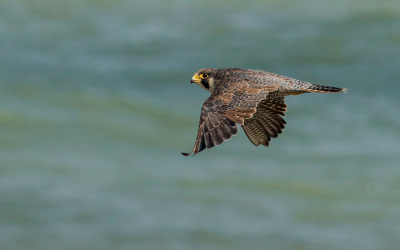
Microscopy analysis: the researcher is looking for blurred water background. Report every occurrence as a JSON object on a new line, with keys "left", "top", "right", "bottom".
{"left": 0, "top": 0, "right": 400, "bottom": 249}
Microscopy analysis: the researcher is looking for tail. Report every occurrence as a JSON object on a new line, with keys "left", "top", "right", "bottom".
{"left": 303, "top": 84, "right": 347, "bottom": 93}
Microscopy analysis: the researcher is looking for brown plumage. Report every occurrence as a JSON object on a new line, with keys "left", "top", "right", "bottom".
{"left": 182, "top": 68, "right": 347, "bottom": 156}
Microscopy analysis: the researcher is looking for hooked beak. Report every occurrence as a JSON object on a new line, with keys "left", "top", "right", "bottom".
{"left": 191, "top": 75, "right": 201, "bottom": 84}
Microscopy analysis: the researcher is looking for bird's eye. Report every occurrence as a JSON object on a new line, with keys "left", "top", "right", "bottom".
{"left": 200, "top": 73, "right": 209, "bottom": 79}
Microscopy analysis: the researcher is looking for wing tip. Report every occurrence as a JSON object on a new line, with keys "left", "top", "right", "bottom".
{"left": 181, "top": 152, "right": 191, "bottom": 156}
{"left": 261, "top": 139, "right": 270, "bottom": 147}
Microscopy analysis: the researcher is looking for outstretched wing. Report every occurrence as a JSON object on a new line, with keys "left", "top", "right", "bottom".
{"left": 241, "top": 96, "right": 287, "bottom": 147}
{"left": 182, "top": 77, "right": 279, "bottom": 156}
{"left": 181, "top": 104, "right": 238, "bottom": 156}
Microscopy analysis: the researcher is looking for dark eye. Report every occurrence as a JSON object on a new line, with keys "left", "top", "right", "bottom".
{"left": 200, "top": 73, "right": 209, "bottom": 79}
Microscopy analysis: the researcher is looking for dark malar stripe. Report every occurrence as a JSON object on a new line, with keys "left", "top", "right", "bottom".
{"left": 201, "top": 79, "right": 210, "bottom": 89}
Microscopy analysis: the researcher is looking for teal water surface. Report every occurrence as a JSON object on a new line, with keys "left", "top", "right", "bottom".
{"left": 1, "top": 0, "right": 400, "bottom": 249}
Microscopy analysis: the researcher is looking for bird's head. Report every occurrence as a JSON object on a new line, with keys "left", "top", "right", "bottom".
{"left": 191, "top": 68, "right": 218, "bottom": 93}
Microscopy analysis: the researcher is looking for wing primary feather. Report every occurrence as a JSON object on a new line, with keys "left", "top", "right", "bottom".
{"left": 209, "top": 129, "right": 221, "bottom": 146}
{"left": 199, "top": 135, "right": 206, "bottom": 151}
{"left": 255, "top": 119, "right": 272, "bottom": 142}
{"left": 254, "top": 120, "right": 270, "bottom": 146}
{"left": 241, "top": 122, "right": 260, "bottom": 146}
{"left": 218, "top": 122, "right": 232, "bottom": 140}
{"left": 204, "top": 132, "right": 215, "bottom": 148}
{"left": 273, "top": 116, "right": 286, "bottom": 129}
{"left": 213, "top": 127, "right": 225, "bottom": 145}
{"left": 262, "top": 116, "right": 282, "bottom": 135}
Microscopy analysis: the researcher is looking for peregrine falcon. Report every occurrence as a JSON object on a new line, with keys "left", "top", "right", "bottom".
{"left": 182, "top": 68, "right": 347, "bottom": 156}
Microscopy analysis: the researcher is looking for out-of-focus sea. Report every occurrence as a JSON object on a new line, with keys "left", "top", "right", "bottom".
{"left": 0, "top": 0, "right": 400, "bottom": 249}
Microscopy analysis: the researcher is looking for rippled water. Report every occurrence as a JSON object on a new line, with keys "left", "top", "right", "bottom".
{"left": 1, "top": 0, "right": 400, "bottom": 249}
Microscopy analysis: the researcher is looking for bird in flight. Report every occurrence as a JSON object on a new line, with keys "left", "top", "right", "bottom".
{"left": 182, "top": 68, "right": 347, "bottom": 156}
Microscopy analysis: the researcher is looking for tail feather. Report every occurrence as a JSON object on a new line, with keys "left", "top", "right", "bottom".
{"left": 303, "top": 84, "right": 348, "bottom": 93}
